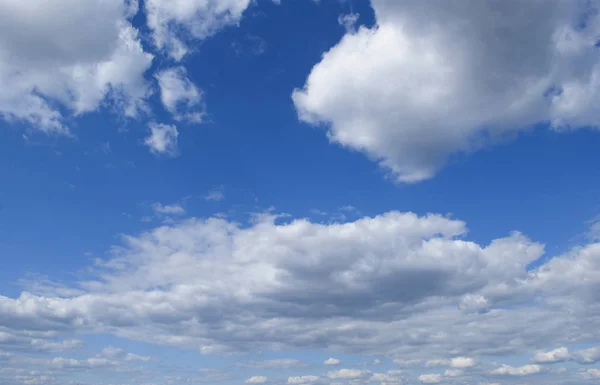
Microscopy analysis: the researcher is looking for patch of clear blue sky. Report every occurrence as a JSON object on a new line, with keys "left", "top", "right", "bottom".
{"left": 0, "top": 0, "right": 599, "bottom": 306}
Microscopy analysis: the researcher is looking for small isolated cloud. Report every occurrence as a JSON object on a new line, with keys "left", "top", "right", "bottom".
{"left": 419, "top": 374, "right": 441, "bottom": 384}
{"left": 145, "top": 122, "right": 179, "bottom": 156}
{"left": 232, "top": 34, "right": 268, "bottom": 56}
{"left": 490, "top": 364, "right": 541, "bottom": 376}
{"left": 204, "top": 187, "right": 225, "bottom": 202}
{"left": 324, "top": 357, "right": 340, "bottom": 365}
{"left": 156, "top": 67, "right": 205, "bottom": 123}
{"left": 338, "top": 13, "right": 359, "bottom": 33}
{"left": 245, "top": 376, "right": 268, "bottom": 384}
{"left": 151, "top": 203, "right": 185, "bottom": 216}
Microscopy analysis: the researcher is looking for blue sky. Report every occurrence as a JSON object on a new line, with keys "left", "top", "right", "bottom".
{"left": 1, "top": 0, "right": 600, "bottom": 384}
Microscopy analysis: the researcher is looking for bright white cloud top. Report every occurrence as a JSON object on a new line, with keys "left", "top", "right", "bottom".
{"left": 294, "top": 0, "right": 600, "bottom": 182}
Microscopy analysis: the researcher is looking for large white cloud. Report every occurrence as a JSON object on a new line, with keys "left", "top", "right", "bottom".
{"left": 144, "top": 0, "right": 252, "bottom": 60}
{"left": 0, "top": 210, "right": 599, "bottom": 385}
{"left": 0, "top": 0, "right": 153, "bottom": 134}
{"left": 293, "top": 0, "right": 600, "bottom": 182}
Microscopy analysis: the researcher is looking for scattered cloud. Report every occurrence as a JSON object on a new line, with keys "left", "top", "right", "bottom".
{"left": 490, "top": 364, "right": 542, "bottom": 376}
{"left": 204, "top": 187, "right": 225, "bottom": 202}
{"left": 245, "top": 375, "right": 268, "bottom": 384}
{"left": 418, "top": 373, "right": 441, "bottom": 384}
{"left": 324, "top": 357, "right": 340, "bottom": 365}
{"left": 338, "top": 13, "right": 359, "bottom": 33}
{"left": 287, "top": 375, "right": 320, "bottom": 384}
{"left": 145, "top": 122, "right": 179, "bottom": 156}
{"left": 156, "top": 67, "right": 205, "bottom": 123}
{"left": 151, "top": 202, "right": 186, "bottom": 216}
{"left": 144, "top": 0, "right": 252, "bottom": 60}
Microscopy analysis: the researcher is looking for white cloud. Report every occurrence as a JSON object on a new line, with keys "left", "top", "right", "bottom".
{"left": 425, "top": 359, "right": 449, "bottom": 368}
{"left": 393, "top": 359, "right": 421, "bottom": 367}
{"left": 151, "top": 203, "right": 186, "bottom": 216}
{"left": 582, "top": 368, "right": 600, "bottom": 379}
{"left": 144, "top": 0, "right": 252, "bottom": 60}
{"left": 0, "top": 0, "right": 153, "bottom": 134}
{"left": 490, "top": 364, "right": 542, "bottom": 376}
{"left": 327, "top": 369, "right": 370, "bottom": 380}
{"left": 245, "top": 376, "right": 268, "bottom": 384}
{"left": 443, "top": 369, "right": 461, "bottom": 377}
{"left": 324, "top": 357, "right": 340, "bottom": 365}
{"left": 450, "top": 357, "right": 475, "bottom": 368}
{"left": 370, "top": 370, "right": 403, "bottom": 384}
{"left": 572, "top": 347, "right": 600, "bottom": 364}
{"left": 338, "top": 13, "right": 359, "bottom": 34}
{"left": 156, "top": 67, "right": 205, "bottom": 123}
{"left": 418, "top": 374, "right": 441, "bottom": 384}
{"left": 145, "top": 122, "right": 179, "bottom": 156}
{"left": 532, "top": 347, "right": 570, "bottom": 364}
{"left": 293, "top": 0, "right": 600, "bottom": 183}
{"left": 287, "top": 375, "right": 320, "bottom": 384}
{"left": 2, "top": 210, "right": 600, "bottom": 379}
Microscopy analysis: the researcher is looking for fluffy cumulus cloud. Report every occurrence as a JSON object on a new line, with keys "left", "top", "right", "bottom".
{"left": 0, "top": 0, "right": 153, "bottom": 134}
{"left": 490, "top": 364, "right": 542, "bottom": 376}
{"left": 418, "top": 373, "right": 441, "bottom": 384}
{"left": 533, "top": 346, "right": 600, "bottom": 364}
{"left": 156, "top": 67, "right": 205, "bottom": 123}
{"left": 324, "top": 357, "right": 340, "bottom": 365}
{"left": 1, "top": 211, "right": 600, "bottom": 383}
{"left": 144, "top": 0, "right": 252, "bottom": 60}
{"left": 293, "top": 0, "right": 600, "bottom": 182}
{"left": 327, "top": 369, "right": 370, "bottom": 380}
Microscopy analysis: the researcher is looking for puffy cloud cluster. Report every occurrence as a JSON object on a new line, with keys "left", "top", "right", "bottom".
{"left": 489, "top": 364, "right": 542, "bottom": 376}
{"left": 0, "top": 0, "right": 243, "bottom": 154}
{"left": 293, "top": 0, "right": 600, "bottom": 182}
{"left": 0, "top": 211, "right": 599, "bottom": 358}
{"left": 533, "top": 346, "right": 600, "bottom": 364}
{"left": 0, "top": 0, "right": 152, "bottom": 134}
{"left": 1, "top": 211, "right": 600, "bottom": 384}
